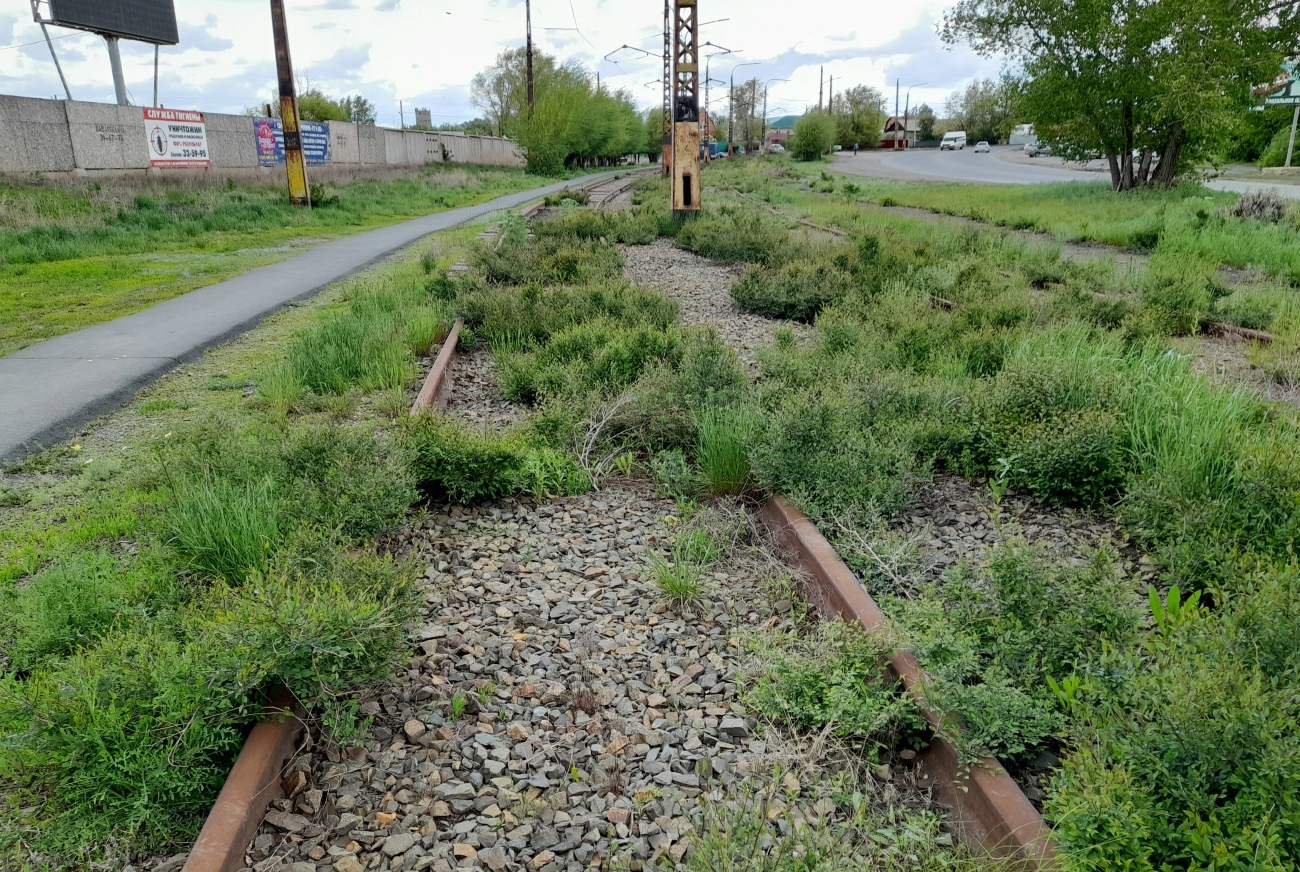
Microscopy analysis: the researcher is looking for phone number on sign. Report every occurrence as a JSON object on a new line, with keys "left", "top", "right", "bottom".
{"left": 176, "top": 149, "right": 209, "bottom": 158}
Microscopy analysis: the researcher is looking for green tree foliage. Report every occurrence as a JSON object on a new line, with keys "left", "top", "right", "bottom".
{"left": 916, "top": 103, "right": 937, "bottom": 141}
{"left": 832, "top": 84, "right": 887, "bottom": 148}
{"left": 471, "top": 49, "right": 644, "bottom": 174}
{"left": 942, "top": 0, "right": 1300, "bottom": 190}
{"left": 788, "top": 111, "right": 837, "bottom": 161}
{"left": 341, "top": 95, "right": 377, "bottom": 125}
{"left": 645, "top": 107, "right": 666, "bottom": 157}
{"left": 943, "top": 77, "right": 1019, "bottom": 145}
{"left": 296, "top": 88, "right": 351, "bottom": 123}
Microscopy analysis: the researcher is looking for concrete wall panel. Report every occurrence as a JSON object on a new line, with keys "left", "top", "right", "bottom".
{"left": 0, "top": 95, "right": 75, "bottom": 173}
{"left": 204, "top": 112, "right": 256, "bottom": 168}
{"left": 383, "top": 128, "right": 408, "bottom": 164}
{"left": 358, "top": 124, "right": 384, "bottom": 164}
{"left": 329, "top": 121, "right": 361, "bottom": 164}
{"left": 66, "top": 101, "right": 148, "bottom": 170}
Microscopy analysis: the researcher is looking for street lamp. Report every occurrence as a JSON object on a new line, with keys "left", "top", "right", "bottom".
{"left": 702, "top": 43, "right": 733, "bottom": 118}
{"left": 902, "top": 81, "right": 927, "bottom": 149}
{"left": 761, "top": 77, "right": 789, "bottom": 154}
{"left": 728, "top": 61, "right": 759, "bottom": 155}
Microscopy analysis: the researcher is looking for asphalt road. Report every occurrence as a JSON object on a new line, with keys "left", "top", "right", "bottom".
{"left": 0, "top": 171, "right": 622, "bottom": 463}
{"left": 831, "top": 145, "right": 1300, "bottom": 198}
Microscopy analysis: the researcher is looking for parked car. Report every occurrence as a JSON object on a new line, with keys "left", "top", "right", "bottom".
{"left": 974, "top": 141, "right": 991, "bottom": 153}
{"left": 767, "top": 143, "right": 785, "bottom": 153}
{"left": 940, "top": 130, "right": 967, "bottom": 150}
{"left": 1025, "top": 141, "right": 1052, "bottom": 157}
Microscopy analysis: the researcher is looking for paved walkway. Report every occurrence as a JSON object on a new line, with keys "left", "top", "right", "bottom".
{"left": 0, "top": 173, "right": 619, "bottom": 462}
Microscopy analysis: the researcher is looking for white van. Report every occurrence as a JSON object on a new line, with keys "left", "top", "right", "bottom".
{"left": 940, "top": 131, "right": 967, "bottom": 151}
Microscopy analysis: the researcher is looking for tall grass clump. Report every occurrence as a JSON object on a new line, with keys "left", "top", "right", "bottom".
{"left": 163, "top": 473, "right": 280, "bottom": 582}
{"left": 695, "top": 406, "right": 759, "bottom": 496}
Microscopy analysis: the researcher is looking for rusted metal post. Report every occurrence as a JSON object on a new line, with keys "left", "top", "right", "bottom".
{"left": 270, "top": 0, "right": 310, "bottom": 207}
{"left": 671, "top": 0, "right": 701, "bottom": 218}
{"left": 662, "top": 0, "right": 673, "bottom": 175}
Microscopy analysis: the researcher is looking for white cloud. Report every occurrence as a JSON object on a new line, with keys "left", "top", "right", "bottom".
{"left": 0, "top": 0, "right": 1002, "bottom": 125}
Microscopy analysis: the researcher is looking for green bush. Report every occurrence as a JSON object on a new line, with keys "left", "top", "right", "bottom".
{"left": 1003, "top": 409, "right": 1128, "bottom": 506}
{"left": 730, "top": 258, "right": 854, "bottom": 321}
{"left": 531, "top": 208, "right": 658, "bottom": 244}
{"left": 651, "top": 448, "right": 696, "bottom": 498}
{"left": 745, "top": 622, "right": 924, "bottom": 754}
{"left": 675, "top": 212, "right": 788, "bottom": 263}
{"left": 403, "top": 414, "right": 527, "bottom": 503}
{"left": 788, "top": 113, "right": 837, "bottom": 161}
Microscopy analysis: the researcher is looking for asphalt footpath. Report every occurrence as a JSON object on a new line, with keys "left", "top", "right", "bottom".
{"left": 0, "top": 171, "right": 621, "bottom": 463}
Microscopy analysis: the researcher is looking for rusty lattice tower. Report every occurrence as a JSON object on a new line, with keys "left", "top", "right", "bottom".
{"left": 671, "top": 0, "right": 701, "bottom": 216}
{"left": 661, "top": 0, "right": 673, "bottom": 175}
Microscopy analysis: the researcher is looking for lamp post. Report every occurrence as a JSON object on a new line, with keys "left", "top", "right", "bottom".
{"left": 702, "top": 42, "right": 733, "bottom": 119}
{"left": 727, "top": 61, "right": 759, "bottom": 156}
{"left": 902, "top": 81, "right": 927, "bottom": 149}
{"left": 761, "top": 77, "right": 789, "bottom": 154}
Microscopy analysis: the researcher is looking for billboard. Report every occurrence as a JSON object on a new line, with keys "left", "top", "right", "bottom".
{"left": 254, "top": 118, "right": 332, "bottom": 166}
{"left": 1256, "top": 58, "right": 1300, "bottom": 107}
{"left": 144, "top": 108, "right": 209, "bottom": 167}
{"left": 46, "top": 0, "right": 179, "bottom": 45}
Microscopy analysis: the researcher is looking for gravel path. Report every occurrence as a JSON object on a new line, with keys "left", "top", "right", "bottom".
{"left": 619, "top": 240, "right": 808, "bottom": 366}
{"left": 443, "top": 348, "right": 524, "bottom": 431}
{"left": 240, "top": 492, "right": 939, "bottom": 872}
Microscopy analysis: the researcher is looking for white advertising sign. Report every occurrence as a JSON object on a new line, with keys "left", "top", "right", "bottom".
{"left": 144, "top": 107, "right": 210, "bottom": 167}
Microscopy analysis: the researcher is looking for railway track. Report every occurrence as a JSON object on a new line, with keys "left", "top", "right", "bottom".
{"left": 583, "top": 167, "right": 655, "bottom": 209}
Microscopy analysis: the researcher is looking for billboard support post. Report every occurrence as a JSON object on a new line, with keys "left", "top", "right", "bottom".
{"left": 105, "top": 36, "right": 128, "bottom": 105}
{"left": 1288, "top": 105, "right": 1299, "bottom": 168}
{"left": 153, "top": 44, "right": 159, "bottom": 106}
{"left": 269, "top": 0, "right": 310, "bottom": 207}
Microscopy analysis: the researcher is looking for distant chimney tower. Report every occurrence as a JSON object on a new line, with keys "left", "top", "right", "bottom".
{"left": 414, "top": 107, "right": 432, "bottom": 129}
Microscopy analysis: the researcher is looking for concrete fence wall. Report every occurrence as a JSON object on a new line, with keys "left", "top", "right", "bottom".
{"left": 0, "top": 94, "right": 524, "bottom": 176}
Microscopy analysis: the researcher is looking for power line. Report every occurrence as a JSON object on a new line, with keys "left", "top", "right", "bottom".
{"left": 0, "top": 32, "right": 76, "bottom": 52}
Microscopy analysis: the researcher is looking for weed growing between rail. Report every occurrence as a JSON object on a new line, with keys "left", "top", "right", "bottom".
{"left": 650, "top": 157, "right": 1300, "bottom": 869}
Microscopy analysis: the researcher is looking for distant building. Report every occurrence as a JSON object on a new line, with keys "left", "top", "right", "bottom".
{"left": 881, "top": 116, "right": 919, "bottom": 148}
{"left": 1010, "top": 123, "right": 1035, "bottom": 145}
{"left": 414, "top": 108, "right": 432, "bottom": 129}
{"left": 766, "top": 114, "right": 800, "bottom": 144}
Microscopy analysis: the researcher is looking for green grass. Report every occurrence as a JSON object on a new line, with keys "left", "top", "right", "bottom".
{"left": 0, "top": 219, "right": 498, "bottom": 866}
{"left": 819, "top": 172, "right": 1300, "bottom": 282}
{"left": 0, "top": 165, "right": 578, "bottom": 357}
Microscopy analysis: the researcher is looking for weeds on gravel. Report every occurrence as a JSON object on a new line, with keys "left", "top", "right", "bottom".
{"left": 682, "top": 772, "right": 987, "bottom": 872}
{"left": 744, "top": 622, "right": 926, "bottom": 755}
{"left": 649, "top": 549, "right": 706, "bottom": 606}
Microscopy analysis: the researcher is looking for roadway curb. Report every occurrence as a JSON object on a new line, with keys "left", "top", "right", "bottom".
{"left": 182, "top": 689, "right": 307, "bottom": 872}
{"left": 411, "top": 319, "right": 463, "bottom": 413}
{"left": 758, "top": 495, "right": 1058, "bottom": 868}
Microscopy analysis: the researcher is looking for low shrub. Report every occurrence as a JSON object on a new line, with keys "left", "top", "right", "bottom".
{"left": 1002, "top": 409, "right": 1128, "bottom": 506}
{"left": 651, "top": 448, "right": 695, "bottom": 498}
{"left": 6, "top": 552, "right": 130, "bottom": 671}
{"left": 731, "top": 258, "right": 853, "bottom": 321}
{"left": 744, "top": 622, "right": 924, "bottom": 754}
{"left": 675, "top": 211, "right": 788, "bottom": 263}
{"left": 403, "top": 414, "right": 526, "bottom": 503}
{"left": 531, "top": 208, "right": 658, "bottom": 245}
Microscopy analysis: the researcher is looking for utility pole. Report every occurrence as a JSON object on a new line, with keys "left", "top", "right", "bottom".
{"left": 105, "top": 36, "right": 128, "bottom": 105}
{"left": 660, "top": 0, "right": 670, "bottom": 175}
{"left": 270, "top": 0, "right": 310, "bottom": 207}
{"left": 894, "top": 78, "right": 900, "bottom": 147}
{"left": 526, "top": 0, "right": 535, "bottom": 113}
{"left": 818, "top": 66, "right": 823, "bottom": 111}
{"left": 400, "top": 99, "right": 404, "bottom": 129}
{"left": 671, "top": 0, "right": 701, "bottom": 218}
{"left": 761, "top": 77, "right": 788, "bottom": 154}
{"left": 827, "top": 75, "right": 834, "bottom": 155}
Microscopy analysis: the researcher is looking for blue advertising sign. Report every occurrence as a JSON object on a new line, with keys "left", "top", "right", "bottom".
{"left": 254, "top": 117, "right": 332, "bottom": 166}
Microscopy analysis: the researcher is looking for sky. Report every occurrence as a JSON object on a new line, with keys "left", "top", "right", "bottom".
{"left": 0, "top": 0, "right": 1004, "bottom": 126}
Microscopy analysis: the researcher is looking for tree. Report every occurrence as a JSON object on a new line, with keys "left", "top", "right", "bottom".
{"left": 788, "top": 112, "right": 836, "bottom": 160}
{"left": 831, "top": 84, "right": 887, "bottom": 148}
{"left": 942, "top": 77, "right": 1018, "bottom": 144}
{"left": 942, "top": 0, "right": 1300, "bottom": 190}
{"left": 645, "top": 107, "right": 666, "bottom": 156}
{"left": 297, "top": 88, "right": 351, "bottom": 122}
{"left": 916, "top": 104, "right": 936, "bottom": 141}
{"left": 341, "top": 95, "right": 377, "bottom": 125}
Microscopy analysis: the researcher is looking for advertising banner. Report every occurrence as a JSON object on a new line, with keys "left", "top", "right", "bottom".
{"left": 144, "top": 107, "right": 209, "bottom": 167}
{"left": 1257, "top": 59, "right": 1300, "bottom": 107}
{"left": 254, "top": 117, "right": 331, "bottom": 166}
